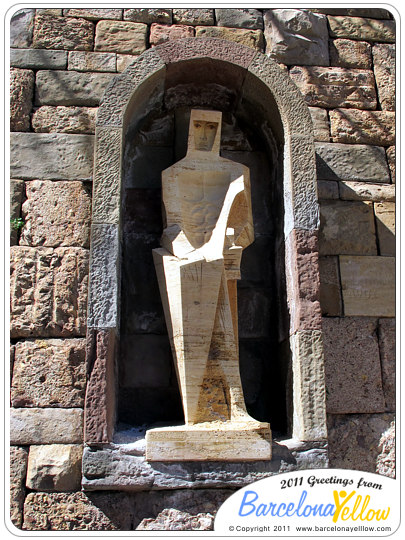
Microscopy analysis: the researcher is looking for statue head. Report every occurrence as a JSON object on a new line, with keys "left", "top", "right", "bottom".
{"left": 188, "top": 109, "right": 222, "bottom": 154}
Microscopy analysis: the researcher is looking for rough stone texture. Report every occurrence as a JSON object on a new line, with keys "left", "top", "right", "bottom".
{"left": 290, "top": 66, "right": 377, "bottom": 109}
{"left": 150, "top": 24, "right": 195, "bottom": 46}
{"left": 11, "top": 48, "right": 68, "bottom": 70}
{"left": 339, "top": 255, "right": 395, "bottom": 317}
{"left": 10, "top": 446, "right": 28, "bottom": 528}
{"left": 95, "top": 20, "right": 147, "bottom": 55}
{"left": 373, "top": 43, "right": 395, "bottom": 111}
{"left": 10, "top": 246, "right": 89, "bottom": 338}
{"left": 26, "top": 445, "right": 83, "bottom": 492}
{"left": 10, "top": 133, "right": 94, "bottom": 180}
{"left": 386, "top": 146, "right": 395, "bottom": 183}
{"left": 311, "top": 8, "right": 393, "bottom": 18}
{"left": 264, "top": 9, "right": 328, "bottom": 66}
{"left": 317, "top": 180, "right": 339, "bottom": 200}
{"left": 378, "top": 319, "right": 396, "bottom": 412}
{"left": 329, "top": 109, "right": 395, "bottom": 146}
{"left": 319, "top": 201, "right": 377, "bottom": 255}
{"left": 68, "top": 51, "right": 116, "bottom": 72}
{"left": 10, "top": 408, "right": 83, "bottom": 445}
{"left": 84, "top": 329, "right": 117, "bottom": 444}
{"left": 285, "top": 229, "right": 322, "bottom": 333}
{"left": 20, "top": 180, "right": 91, "bottom": 248}
{"left": 36, "top": 70, "right": 115, "bottom": 107}
{"left": 11, "top": 338, "right": 86, "bottom": 408}
{"left": 32, "top": 106, "right": 97, "bottom": 134}
{"left": 137, "top": 509, "right": 214, "bottom": 531}
{"left": 172, "top": 9, "right": 214, "bottom": 26}
{"left": 323, "top": 317, "right": 385, "bottom": 413}
{"left": 309, "top": 107, "right": 330, "bottom": 142}
{"left": 124, "top": 8, "right": 172, "bottom": 24}
{"left": 319, "top": 257, "right": 342, "bottom": 316}
{"left": 327, "top": 413, "right": 395, "bottom": 473}
{"left": 10, "top": 68, "right": 34, "bottom": 132}
{"left": 33, "top": 15, "right": 94, "bottom": 51}
{"left": 195, "top": 26, "right": 264, "bottom": 52}
{"left": 10, "top": 8, "right": 35, "bottom": 48}
{"left": 376, "top": 421, "right": 395, "bottom": 478}
{"left": 328, "top": 16, "right": 395, "bottom": 43}
{"left": 81, "top": 440, "right": 328, "bottom": 491}
{"left": 64, "top": 8, "right": 123, "bottom": 21}
{"left": 339, "top": 182, "right": 395, "bottom": 202}
{"left": 10, "top": 179, "right": 24, "bottom": 246}
{"left": 315, "top": 142, "right": 390, "bottom": 183}
{"left": 116, "top": 54, "right": 138, "bottom": 72}
{"left": 216, "top": 8, "right": 264, "bottom": 29}
{"left": 329, "top": 39, "right": 371, "bottom": 69}
{"left": 374, "top": 202, "right": 395, "bottom": 256}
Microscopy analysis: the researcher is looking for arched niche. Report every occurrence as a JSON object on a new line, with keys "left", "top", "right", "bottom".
{"left": 84, "top": 39, "right": 327, "bottom": 448}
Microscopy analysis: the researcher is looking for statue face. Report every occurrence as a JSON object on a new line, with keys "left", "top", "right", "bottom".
{"left": 193, "top": 120, "right": 218, "bottom": 151}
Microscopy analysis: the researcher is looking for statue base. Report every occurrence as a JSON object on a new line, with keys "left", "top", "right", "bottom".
{"left": 145, "top": 420, "right": 272, "bottom": 462}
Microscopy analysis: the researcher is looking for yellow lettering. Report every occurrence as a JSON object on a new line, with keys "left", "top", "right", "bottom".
{"left": 350, "top": 495, "right": 362, "bottom": 521}
{"left": 359, "top": 495, "right": 370, "bottom": 521}
{"left": 332, "top": 490, "right": 356, "bottom": 523}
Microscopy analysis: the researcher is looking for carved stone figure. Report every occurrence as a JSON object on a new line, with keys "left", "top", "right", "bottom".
{"left": 146, "top": 109, "right": 272, "bottom": 461}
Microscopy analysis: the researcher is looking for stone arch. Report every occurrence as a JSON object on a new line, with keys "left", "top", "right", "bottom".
{"left": 84, "top": 38, "right": 327, "bottom": 446}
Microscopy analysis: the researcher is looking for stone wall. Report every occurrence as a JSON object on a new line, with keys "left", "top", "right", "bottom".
{"left": 10, "top": 7, "right": 395, "bottom": 531}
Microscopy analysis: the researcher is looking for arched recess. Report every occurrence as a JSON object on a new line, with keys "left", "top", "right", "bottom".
{"left": 84, "top": 38, "right": 327, "bottom": 447}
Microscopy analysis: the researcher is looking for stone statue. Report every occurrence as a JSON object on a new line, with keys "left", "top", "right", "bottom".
{"left": 146, "top": 109, "right": 272, "bottom": 461}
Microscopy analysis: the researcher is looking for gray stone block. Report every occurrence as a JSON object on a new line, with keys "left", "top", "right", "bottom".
{"left": 378, "top": 318, "right": 396, "bottom": 412}
{"left": 10, "top": 133, "right": 94, "bottom": 181}
{"left": 10, "top": 8, "right": 35, "bottom": 48}
{"left": 216, "top": 8, "right": 264, "bottom": 29}
{"left": 11, "top": 48, "right": 68, "bottom": 69}
{"left": 10, "top": 446, "right": 28, "bottom": 528}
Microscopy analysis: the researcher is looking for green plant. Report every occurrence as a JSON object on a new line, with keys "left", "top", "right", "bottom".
{"left": 10, "top": 217, "right": 24, "bottom": 231}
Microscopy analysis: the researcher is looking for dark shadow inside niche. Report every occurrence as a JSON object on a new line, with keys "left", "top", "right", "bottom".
{"left": 118, "top": 101, "right": 291, "bottom": 438}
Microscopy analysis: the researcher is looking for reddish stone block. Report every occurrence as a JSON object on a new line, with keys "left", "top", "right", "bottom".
{"left": 84, "top": 329, "right": 117, "bottom": 443}
{"left": 150, "top": 24, "right": 195, "bottom": 47}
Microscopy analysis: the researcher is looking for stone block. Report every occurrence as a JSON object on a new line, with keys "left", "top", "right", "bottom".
{"left": 10, "top": 68, "right": 34, "bottom": 132}
{"left": 84, "top": 329, "right": 117, "bottom": 444}
{"left": 319, "top": 200, "right": 377, "bottom": 255}
{"left": 195, "top": 26, "right": 264, "bottom": 52}
{"left": 373, "top": 43, "right": 395, "bottom": 111}
{"left": 20, "top": 180, "right": 91, "bottom": 247}
{"left": 95, "top": 20, "right": 147, "bottom": 55}
{"left": 10, "top": 179, "right": 24, "bottom": 246}
{"left": 319, "top": 256, "right": 342, "bottom": 316}
{"left": 120, "top": 335, "right": 172, "bottom": 388}
{"left": 172, "top": 9, "right": 214, "bottom": 26}
{"left": 10, "top": 132, "right": 94, "bottom": 180}
{"left": 289, "top": 66, "right": 377, "bottom": 109}
{"left": 87, "top": 224, "right": 119, "bottom": 328}
{"left": 315, "top": 142, "right": 390, "bottom": 183}
{"left": 32, "top": 105, "right": 97, "bottom": 134}
{"left": 150, "top": 24, "right": 195, "bottom": 46}
{"left": 322, "top": 317, "right": 385, "bottom": 413}
{"left": 329, "top": 109, "right": 395, "bottom": 146}
{"left": 68, "top": 51, "right": 116, "bottom": 72}
{"left": 328, "top": 16, "right": 395, "bottom": 43}
{"left": 36, "top": 9, "right": 62, "bottom": 16}
{"left": 378, "top": 318, "right": 396, "bottom": 412}
{"left": 10, "top": 408, "right": 83, "bottom": 445}
{"left": 26, "top": 445, "right": 83, "bottom": 492}
{"left": 10, "top": 48, "right": 68, "bottom": 69}
{"left": 376, "top": 421, "right": 395, "bottom": 478}
{"left": 375, "top": 202, "right": 395, "bottom": 256}
{"left": 386, "top": 146, "right": 395, "bottom": 183}
{"left": 137, "top": 509, "right": 213, "bottom": 531}
{"left": 10, "top": 8, "right": 35, "bottom": 48}
{"left": 124, "top": 8, "right": 172, "bottom": 24}
{"left": 216, "top": 8, "right": 264, "bottom": 29}
{"left": 10, "top": 246, "right": 89, "bottom": 338}
{"left": 64, "top": 8, "right": 123, "bottom": 20}
{"left": 11, "top": 338, "right": 86, "bottom": 408}
{"left": 329, "top": 39, "right": 371, "bottom": 68}
{"left": 339, "top": 255, "right": 395, "bottom": 317}
{"left": 36, "top": 70, "right": 115, "bottom": 106}
{"left": 327, "top": 413, "right": 395, "bottom": 472}
{"left": 290, "top": 330, "right": 327, "bottom": 440}
{"left": 116, "top": 54, "right": 138, "bottom": 72}
{"left": 264, "top": 9, "right": 328, "bottom": 66}
{"left": 311, "top": 8, "right": 393, "bottom": 18}
{"left": 309, "top": 107, "right": 330, "bottom": 142}
{"left": 33, "top": 14, "right": 94, "bottom": 51}
{"left": 10, "top": 446, "right": 28, "bottom": 528}
{"left": 317, "top": 180, "right": 339, "bottom": 200}
{"left": 339, "top": 182, "right": 395, "bottom": 202}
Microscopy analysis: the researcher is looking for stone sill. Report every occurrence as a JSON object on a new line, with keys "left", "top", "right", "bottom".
{"left": 82, "top": 425, "right": 328, "bottom": 492}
